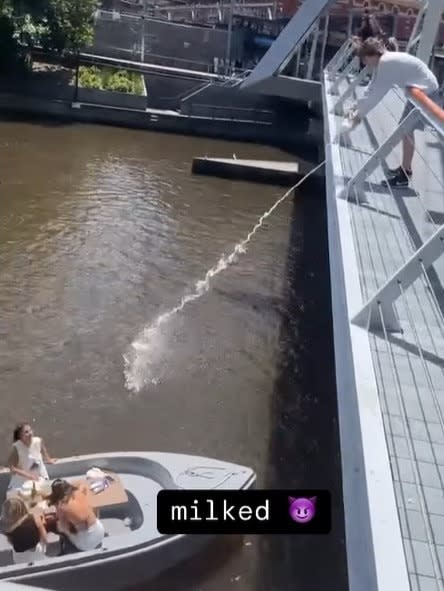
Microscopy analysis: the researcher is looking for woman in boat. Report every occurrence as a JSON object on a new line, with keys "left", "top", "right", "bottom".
{"left": 48, "top": 479, "right": 105, "bottom": 552}
{"left": 8, "top": 422, "right": 56, "bottom": 491}
{"left": 0, "top": 497, "right": 48, "bottom": 564}
{"left": 352, "top": 12, "right": 398, "bottom": 87}
{"left": 356, "top": 10, "right": 377, "bottom": 41}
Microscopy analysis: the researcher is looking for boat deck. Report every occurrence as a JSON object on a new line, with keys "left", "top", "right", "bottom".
{"left": 324, "top": 77, "right": 444, "bottom": 590}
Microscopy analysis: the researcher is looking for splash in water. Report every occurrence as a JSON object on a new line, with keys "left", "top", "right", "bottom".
{"left": 123, "top": 161, "right": 324, "bottom": 392}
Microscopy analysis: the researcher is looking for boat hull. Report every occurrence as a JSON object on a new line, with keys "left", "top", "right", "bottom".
{"left": 0, "top": 451, "right": 255, "bottom": 591}
{"left": 8, "top": 533, "right": 215, "bottom": 591}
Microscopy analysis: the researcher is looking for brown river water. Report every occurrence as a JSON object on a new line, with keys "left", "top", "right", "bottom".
{"left": 0, "top": 119, "right": 347, "bottom": 591}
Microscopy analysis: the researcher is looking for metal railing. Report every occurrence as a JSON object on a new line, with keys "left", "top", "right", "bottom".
{"left": 324, "top": 39, "right": 444, "bottom": 334}
{"left": 96, "top": 4, "right": 278, "bottom": 24}
{"left": 186, "top": 102, "right": 274, "bottom": 122}
{"left": 92, "top": 9, "right": 230, "bottom": 72}
{"left": 323, "top": 16, "right": 444, "bottom": 590}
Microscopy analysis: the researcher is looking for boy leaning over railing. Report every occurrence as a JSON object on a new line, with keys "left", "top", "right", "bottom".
{"left": 347, "top": 37, "right": 440, "bottom": 187}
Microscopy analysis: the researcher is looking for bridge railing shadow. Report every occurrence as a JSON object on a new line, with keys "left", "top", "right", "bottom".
{"left": 256, "top": 174, "right": 349, "bottom": 591}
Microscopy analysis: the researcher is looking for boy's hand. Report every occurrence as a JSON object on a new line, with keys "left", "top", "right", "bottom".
{"left": 348, "top": 110, "right": 361, "bottom": 127}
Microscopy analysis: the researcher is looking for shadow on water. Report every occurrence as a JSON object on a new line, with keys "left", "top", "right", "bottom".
{"left": 0, "top": 111, "right": 75, "bottom": 127}
{"left": 125, "top": 174, "right": 349, "bottom": 591}
{"left": 126, "top": 175, "right": 349, "bottom": 591}
{"left": 255, "top": 175, "right": 349, "bottom": 591}
{"left": 126, "top": 537, "right": 245, "bottom": 591}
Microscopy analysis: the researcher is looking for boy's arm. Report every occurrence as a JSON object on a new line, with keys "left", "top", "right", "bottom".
{"left": 355, "top": 61, "right": 391, "bottom": 120}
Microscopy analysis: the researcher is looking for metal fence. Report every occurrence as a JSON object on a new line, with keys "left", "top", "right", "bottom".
{"left": 91, "top": 9, "right": 245, "bottom": 71}
{"left": 323, "top": 23, "right": 444, "bottom": 591}
{"left": 185, "top": 102, "right": 274, "bottom": 122}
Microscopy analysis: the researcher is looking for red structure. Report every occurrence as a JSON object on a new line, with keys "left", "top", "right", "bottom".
{"left": 281, "top": 0, "right": 444, "bottom": 45}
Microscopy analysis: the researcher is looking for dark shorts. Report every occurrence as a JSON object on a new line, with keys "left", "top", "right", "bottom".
{"left": 400, "top": 89, "right": 442, "bottom": 131}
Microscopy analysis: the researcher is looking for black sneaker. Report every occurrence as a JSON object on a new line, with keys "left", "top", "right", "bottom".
{"left": 387, "top": 166, "right": 412, "bottom": 176}
{"left": 382, "top": 168, "right": 411, "bottom": 187}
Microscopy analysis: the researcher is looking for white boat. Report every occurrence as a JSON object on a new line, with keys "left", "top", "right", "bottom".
{"left": 0, "top": 452, "right": 255, "bottom": 591}
{"left": 0, "top": 584, "right": 50, "bottom": 590}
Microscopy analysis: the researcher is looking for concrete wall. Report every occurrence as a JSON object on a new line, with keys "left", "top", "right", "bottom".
{"left": 141, "top": 73, "right": 313, "bottom": 131}
{"left": 181, "top": 85, "right": 271, "bottom": 112}
{"left": 180, "top": 84, "right": 310, "bottom": 118}
{"left": 0, "top": 92, "right": 318, "bottom": 159}
{"left": 143, "top": 72, "right": 207, "bottom": 109}
{"left": 245, "top": 76, "right": 322, "bottom": 105}
{"left": 0, "top": 73, "right": 74, "bottom": 101}
{"left": 190, "top": 85, "right": 311, "bottom": 129}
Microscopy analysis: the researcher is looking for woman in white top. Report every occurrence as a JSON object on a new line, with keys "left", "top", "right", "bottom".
{"left": 7, "top": 423, "right": 56, "bottom": 490}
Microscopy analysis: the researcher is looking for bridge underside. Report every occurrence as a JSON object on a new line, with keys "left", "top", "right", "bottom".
{"left": 240, "top": 0, "right": 336, "bottom": 101}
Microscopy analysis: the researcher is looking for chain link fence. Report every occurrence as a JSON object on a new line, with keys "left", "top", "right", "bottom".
{"left": 90, "top": 9, "right": 247, "bottom": 72}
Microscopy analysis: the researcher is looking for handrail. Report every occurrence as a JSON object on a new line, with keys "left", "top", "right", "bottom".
{"left": 408, "top": 87, "right": 444, "bottom": 122}
{"left": 407, "top": 86, "right": 444, "bottom": 138}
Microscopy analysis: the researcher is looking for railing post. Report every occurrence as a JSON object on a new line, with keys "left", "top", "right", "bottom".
{"left": 337, "top": 108, "right": 421, "bottom": 202}
{"left": 318, "top": 13, "right": 330, "bottom": 77}
{"left": 326, "top": 39, "right": 351, "bottom": 72}
{"left": 352, "top": 223, "right": 444, "bottom": 332}
{"left": 327, "top": 42, "right": 355, "bottom": 81}
{"left": 330, "top": 56, "right": 359, "bottom": 95}
{"left": 294, "top": 46, "right": 301, "bottom": 78}
{"left": 331, "top": 65, "right": 369, "bottom": 116}
{"left": 306, "top": 24, "right": 320, "bottom": 80}
{"left": 406, "top": 2, "right": 427, "bottom": 54}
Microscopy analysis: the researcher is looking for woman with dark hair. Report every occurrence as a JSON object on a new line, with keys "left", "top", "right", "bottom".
{"left": 0, "top": 497, "right": 48, "bottom": 564}
{"left": 353, "top": 11, "right": 399, "bottom": 86}
{"left": 49, "top": 479, "right": 105, "bottom": 552}
{"left": 8, "top": 423, "right": 56, "bottom": 491}
{"left": 357, "top": 10, "right": 377, "bottom": 41}
{"left": 354, "top": 12, "right": 398, "bottom": 51}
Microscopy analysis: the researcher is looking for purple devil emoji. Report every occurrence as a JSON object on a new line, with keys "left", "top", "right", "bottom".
{"left": 288, "top": 496, "right": 317, "bottom": 523}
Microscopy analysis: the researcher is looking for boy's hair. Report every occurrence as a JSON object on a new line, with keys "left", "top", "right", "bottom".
{"left": 357, "top": 37, "right": 386, "bottom": 59}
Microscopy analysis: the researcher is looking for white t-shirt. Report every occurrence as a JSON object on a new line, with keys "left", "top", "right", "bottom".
{"left": 356, "top": 51, "right": 439, "bottom": 118}
{"left": 8, "top": 437, "right": 49, "bottom": 490}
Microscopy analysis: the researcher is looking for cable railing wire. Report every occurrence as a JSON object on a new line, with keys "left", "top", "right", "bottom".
{"left": 326, "top": 36, "right": 444, "bottom": 588}
{"left": 398, "top": 280, "right": 444, "bottom": 440}
{"left": 330, "top": 40, "right": 444, "bottom": 424}
{"left": 378, "top": 302, "right": 444, "bottom": 587}
{"left": 330, "top": 31, "right": 444, "bottom": 452}
{"left": 333, "top": 57, "right": 444, "bottom": 243}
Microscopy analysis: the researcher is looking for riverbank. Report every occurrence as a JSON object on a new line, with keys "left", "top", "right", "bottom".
{"left": 0, "top": 92, "right": 320, "bottom": 159}
{"left": 0, "top": 59, "right": 321, "bottom": 158}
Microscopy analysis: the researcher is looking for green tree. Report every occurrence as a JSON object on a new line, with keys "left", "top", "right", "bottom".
{"left": 43, "top": 0, "right": 99, "bottom": 53}
{"left": 0, "top": 0, "right": 99, "bottom": 55}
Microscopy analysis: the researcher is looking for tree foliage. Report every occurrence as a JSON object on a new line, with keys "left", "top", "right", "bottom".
{"left": 0, "top": 0, "right": 99, "bottom": 61}
{"left": 43, "top": 0, "right": 100, "bottom": 53}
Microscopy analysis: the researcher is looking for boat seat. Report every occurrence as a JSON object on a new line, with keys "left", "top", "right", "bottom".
{"left": 0, "top": 534, "right": 11, "bottom": 566}
{"left": 102, "top": 517, "right": 132, "bottom": 537}
{"left": 45, "top": 532, "right": 62, "bottom": 557}
{"left": 0, "top": 531, "right": 61, "bottom": 565}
